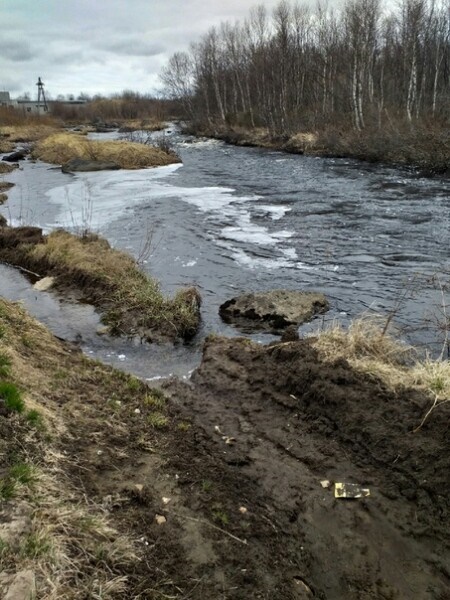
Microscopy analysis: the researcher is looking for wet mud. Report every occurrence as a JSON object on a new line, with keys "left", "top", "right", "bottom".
{"left": 65, "top": 335, "right": 449, "bottom": 599}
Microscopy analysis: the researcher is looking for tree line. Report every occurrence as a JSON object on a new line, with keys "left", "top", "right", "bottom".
{"left": 161, "top": 0, "right": 450, "bottom": 134}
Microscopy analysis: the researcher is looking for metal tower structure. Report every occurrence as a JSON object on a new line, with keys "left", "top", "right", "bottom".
{"left": 36, "top": 77, "right": 48, "bottom": 112}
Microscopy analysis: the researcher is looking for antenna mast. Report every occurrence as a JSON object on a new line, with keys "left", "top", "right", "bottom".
{"left": 36, "top": 77, "right": 48, "bottom": 111}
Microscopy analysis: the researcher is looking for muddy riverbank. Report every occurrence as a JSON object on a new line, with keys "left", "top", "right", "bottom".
{"left": 1, "top": 296, "right": 449, "bottom": 599}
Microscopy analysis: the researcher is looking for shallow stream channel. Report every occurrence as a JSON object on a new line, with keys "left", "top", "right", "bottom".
{"left": 1, "top": 126, "right": 449, "bottom": 379}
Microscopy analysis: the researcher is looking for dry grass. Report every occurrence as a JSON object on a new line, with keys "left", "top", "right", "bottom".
{"left": 310, "top": 316, "right": 450, "bottom": 403}
{"left": 0, "top": 182, "right": 14, "bottom": 193}
{"left": 0, "top": 163, "right": 17, "bottom": 175}
{"left": 0, "top": 299, "right": 142, "bottom": 598}
{"left": 310, "top": 124, "right": 450, "bottom": 175}
{"left": 0, "top": 125, "right": 60, "bottom": 143}
{"left": 33, "top": 132, "right": 179, "bottom": 169}
{"left": 0, "top": 138, "right": 15, "bottom": 153}
{"left": 0, "top": 106, "right": 60, "bottom": 149}
{"left": 119, "top": 119, "right": 165, "bottom": 132}
{"left": 28, "top": 230, "right": 200, "bottom": 340}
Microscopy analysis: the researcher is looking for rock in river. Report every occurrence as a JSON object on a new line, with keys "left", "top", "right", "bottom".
{"left": 62, "top": 158, "right": 120, "bottom": 173}
{"left": 219, "top": 290, "right": 329, "bottom": 332}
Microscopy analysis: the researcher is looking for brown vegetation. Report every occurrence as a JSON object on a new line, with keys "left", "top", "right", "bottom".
{"left": 50, "top": 92, "right": 168, "bottom": 125}
{"left": 0, "top": 228, "right": 200, "bottom": 342}
{"left": 0, "top": 163, "right": 17, "bottom": 175}
{"left": 0, "top": 298, "right": 159, "bottom": 598}
{"left": 32, "top": 132, "right": 179, "bottom": 169}
{"left": 0, "top": 107, "right": 61, "bottom": 143}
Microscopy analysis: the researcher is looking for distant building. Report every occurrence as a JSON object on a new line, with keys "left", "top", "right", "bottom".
{"left": 0, "top": 91, "right": 86, "bottom": 115}
{"left": 16, "top": 99, "right": 49, "bottom": 114}
{"left": 0, "top": 91, "right": 18, "bottom": 108}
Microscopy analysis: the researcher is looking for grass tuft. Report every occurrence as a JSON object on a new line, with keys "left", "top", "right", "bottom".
{"left": 33, "top": 132, "right": 179, "bottom": 169}
{"left": 0, "top": 463, "right": 35, "bottom": 500}
{"left": 144, "top": 390, "right": 166, "bottom": 410}
{"left": 147, "top": 412, "right": 168, "bottom": 429}
{"left": 311, "top": 316, "right": 450, "bottom": 402}
{"left": 0, "top": 351, "right": 12, "bottom": 377}
{"left": 26, "top": 409, "right": 44, "bottom": 428}
{"left": 0, "top": 381, "right": 24, "bottom": 413}
{"left": 9, "top": 462, "right": 35, "bottom": 485}
{"left": 27, "top": 230, "right": 201, "bottom": 341}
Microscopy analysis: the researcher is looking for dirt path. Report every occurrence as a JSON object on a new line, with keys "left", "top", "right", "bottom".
{"left": 162, "top": 337, "right": 449, "bottom": 599}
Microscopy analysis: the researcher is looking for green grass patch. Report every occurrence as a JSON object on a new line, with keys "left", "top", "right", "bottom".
{"left": 9, "top": 463, "right": 35, "bottom": 485}
{"left": 0, "top": 463, "right": 35, "bottom": 501}
{"left": 0, "top": 381, "right": 24, "bottom": 413}
{"left": 211, "top": 506, "right": 229, "bottom": 526}
{"left": 20, "top": 532, "right": 52, "bottom": 559}
{"left": 201, "top": 480, "right": 213, "bottom": 493}
{"left": 177, "top": 421, "right": 191, "bottom": 432}
{"left": 0, "top": 478, "right": 16, "bottom": 501}
{"left": 25, "top": 409, "right": 44, "bottom": 428}
{"left": 144, "top": 390, "right": 166, "bottom": 410}
{"left": 126, "top": 376, "right": 143, "bottom": 392}
{"left": 147, "top": 412, "right": 168, "bottom": 429}
{"left": 0, "top": 352, "right": 11, "bottom": 378}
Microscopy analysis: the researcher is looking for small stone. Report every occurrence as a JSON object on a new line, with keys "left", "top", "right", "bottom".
{"left": 239, "top": 506, "right": 248, "bottom": 514}
{"left": 5, "top": 570, "right": 36, "bottom": 600}
{"left": 162, "top": 497, "right": 171, "bottom": 505}
{"left": 135, "top": 484, "right": 144, "bottom": 493}
{"left": 320, "top": 480, "right": 331, "bottom": 489}
{"left": 134, "top": 408, "right": 141, "bottom": 414}
{"left": 155, "top": 514, "right": 167, "bottom": 525}
{"left": 96, "top": 325, "right": 109, "bottom": 336}
{"left": 33, "top": 276, "right": 55, "bottom": 292}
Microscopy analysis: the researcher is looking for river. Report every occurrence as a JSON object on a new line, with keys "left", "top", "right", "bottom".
{"left": 1, "top": 127, "right": 449, "bottom": 377}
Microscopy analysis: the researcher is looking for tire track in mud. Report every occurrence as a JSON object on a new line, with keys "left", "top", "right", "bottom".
{"left": 164, "top": 336, "right": 449, "bottom": 599}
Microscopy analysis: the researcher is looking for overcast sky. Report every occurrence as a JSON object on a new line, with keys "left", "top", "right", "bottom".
{"left": 0, "top": 0, "right": 326, "bottom": 99}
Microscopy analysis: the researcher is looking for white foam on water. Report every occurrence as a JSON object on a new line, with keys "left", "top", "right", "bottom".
{"left": 46, "top": 164, "right": 183, "bottom": 230}
{"left": 225, "top": 246, "right": 313, "bottom": 271}
{"left": 255, "top": 205, "right": 291, "bottom": 220}
{"left": 281, "top": 247, "right": 298, "bottom": 260}
{"left": 45, "top": 161, "right": 299, "bottom": 271}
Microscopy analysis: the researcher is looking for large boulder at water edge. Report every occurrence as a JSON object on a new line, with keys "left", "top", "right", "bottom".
{"left": 219, "top": 290, "right": 329, "bottom": 333}
{"left": 62, "top": 158, "right": 120, "bottom": 173}
{"left": 2, "top": 150, "right": 28, "bottom": 162}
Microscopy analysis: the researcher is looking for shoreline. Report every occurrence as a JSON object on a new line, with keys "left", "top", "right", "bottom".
{"left": 1, "top": 296, "right": 449, "bottom": 598}
{"left": 0, "top": 226, "right": 201, "bottom": 343}
{"left": 184, "top": 124, "right": 450, "bottom": 178}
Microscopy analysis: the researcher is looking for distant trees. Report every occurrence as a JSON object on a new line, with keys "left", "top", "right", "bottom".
{"left": 161, "top": 0, "right": 450, "bottom": 133}
{"left": 50, "top": 91, "right": 167, "bottom": 123}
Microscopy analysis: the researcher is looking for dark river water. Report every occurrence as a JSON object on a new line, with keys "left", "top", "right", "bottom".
{"left": 1, "top": 128, "right": 449, "bottom": 378}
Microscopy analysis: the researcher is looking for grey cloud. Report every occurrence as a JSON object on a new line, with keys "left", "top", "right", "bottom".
{"left": 101, "top": 39, "right": 165, "bottom": 57}
{"left": 0, "top": 0, "right": 326, "bottom": 97}
{"left": 0, "top": 40, "right": 33, "bottom": 62}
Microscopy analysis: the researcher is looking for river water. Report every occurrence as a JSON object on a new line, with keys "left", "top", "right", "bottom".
{"left": 1, "top": 128, "right": 449, "bottom": 377}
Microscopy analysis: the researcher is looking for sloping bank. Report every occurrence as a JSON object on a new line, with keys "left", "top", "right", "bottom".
{"left": 0, "top": 226, "right": 201, "bottom": 342}
{"left": 0, "top": 297, "right": 449, "bottom": 599}
{"left": 186, "top": 124, "right": 449, "bottom": 176}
